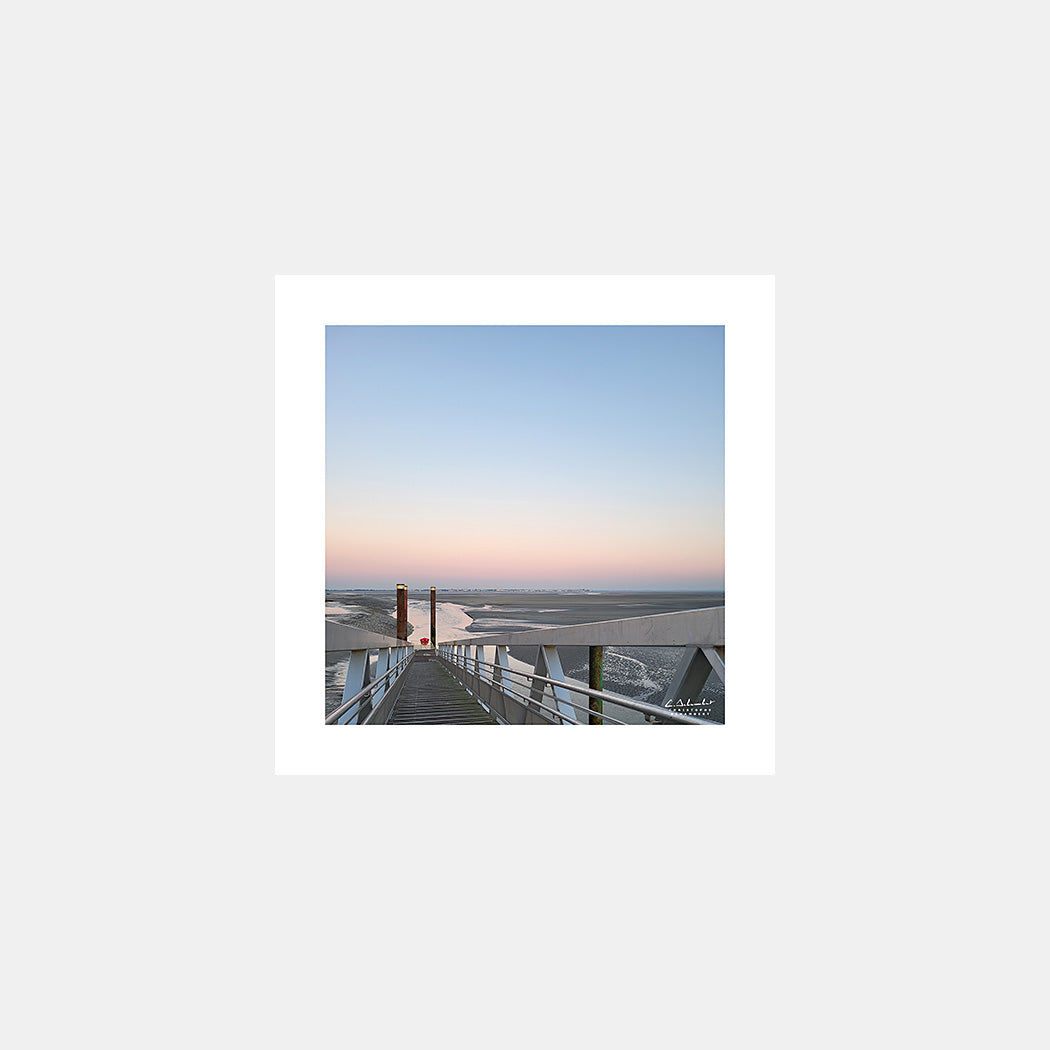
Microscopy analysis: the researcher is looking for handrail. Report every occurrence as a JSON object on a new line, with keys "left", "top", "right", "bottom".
{"left": 326, "top": 620, "right": 413, "bottom": 652}
{"left": 484, "top": 678, "right": 593, "bottom": 726}
{"left": 436, "top": 606, "right": 725, "bottom": 725}
{"left": 325, "top": 658, "right": 410, "bottom": 724}
{"left": 324, "top": 607, "right": 724, "bottom": 725}
{"left": 474, "top": 669, "right": 632, "bottom": 725}
{"left": 444, "top": 652, "right": 716, "bottom": 725}
{"left": 441, "top": 649, "right": 628, "bottom": 725}
{"left": 445, "top": 654, "right": 630, "bottom": 725}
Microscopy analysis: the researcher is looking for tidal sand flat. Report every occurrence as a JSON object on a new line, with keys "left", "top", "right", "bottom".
{"left": 325, "top": 590, "right": 724, "bottom": 722}
{"left": 447, "top": 591, "right": 725, "bottom": 724}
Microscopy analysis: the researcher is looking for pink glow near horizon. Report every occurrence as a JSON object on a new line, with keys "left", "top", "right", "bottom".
{"left": 325, "top": 522, "right": 724, "bottom": 589}
{"left": 326, "top": 325, "right": 724, "bottom": 591}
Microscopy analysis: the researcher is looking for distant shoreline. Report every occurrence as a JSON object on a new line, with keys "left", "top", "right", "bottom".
{"left": 327, "top": 589, "right": 725, "bottom": 595}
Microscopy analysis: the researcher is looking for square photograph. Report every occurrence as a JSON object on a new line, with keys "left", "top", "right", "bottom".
{"left": 324, "top": 325, "right": 725, "bottom": 727}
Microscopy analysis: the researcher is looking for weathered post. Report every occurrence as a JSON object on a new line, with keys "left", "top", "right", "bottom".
{"left": 589, "top": 645, "right": 603, "bottom": 725}
{"left": 430, "top": 587, "right": 437, "bottom": 648}
{"left": 396, "top": 583, "right": 408, "bottom": 642}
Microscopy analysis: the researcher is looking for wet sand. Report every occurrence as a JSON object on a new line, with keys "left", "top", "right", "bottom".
{"left": 325, "top": 589, "right": 725, "bottom": 722}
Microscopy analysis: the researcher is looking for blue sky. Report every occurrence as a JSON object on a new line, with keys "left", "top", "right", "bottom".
{"left": 326, "top": 325, "right": 724, "bottom": 589}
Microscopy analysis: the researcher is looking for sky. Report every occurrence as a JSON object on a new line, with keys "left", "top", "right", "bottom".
{"left": 326, "top": 325, "right": 724, "bottom": 590}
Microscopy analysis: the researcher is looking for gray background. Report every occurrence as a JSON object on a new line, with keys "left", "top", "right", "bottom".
{"left": 4, "top": 2, "right": 1043, "bottom": 1049}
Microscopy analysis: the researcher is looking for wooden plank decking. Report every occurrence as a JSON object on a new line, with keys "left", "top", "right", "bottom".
{"left": 389, "top": 654, "right": 497, "bottom": 724}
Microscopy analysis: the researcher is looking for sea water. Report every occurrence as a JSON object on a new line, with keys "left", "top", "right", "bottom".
{"left": 325, "top": 590, "right": 725, "bottom": 724}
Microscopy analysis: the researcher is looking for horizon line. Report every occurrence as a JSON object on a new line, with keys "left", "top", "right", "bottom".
{"left": 325, "top": 586, "right": 726, "bottom": 593}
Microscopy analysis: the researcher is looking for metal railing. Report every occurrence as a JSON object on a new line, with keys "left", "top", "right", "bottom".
{"left": 324, "top": 620, "right": 414, "bottom": 725}
{"left": 436, "top": 607, "right": 725, "bottom": 726}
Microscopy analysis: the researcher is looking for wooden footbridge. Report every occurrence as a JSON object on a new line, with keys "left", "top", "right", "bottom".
{"left": 385, "top": 651, "right": 497, "bottom": 725}
{"left": 325, "top": 587, "right": 725, "bottom": 726}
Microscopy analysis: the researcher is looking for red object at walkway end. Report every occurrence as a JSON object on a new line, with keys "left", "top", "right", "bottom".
{"left": 420, "top": 637, "right": 429, "bottom": 646}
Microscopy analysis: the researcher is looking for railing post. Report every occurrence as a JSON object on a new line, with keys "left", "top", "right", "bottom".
{"left": 530, "top": 645, "right": 576, "bottom": 723}
{"left": 375, "top": 647, "right": 391, "bottom": 702}
{"left": 666, "top": 647, "right": 714, "bottom": 702}
{"left": 493, "top": 645, "right": 519, "bottom": 724}
{"left": 703, "top": 646, "right": 726, "bottom": 684}
{"left": 493, "top": 645, "right": 508, "bottom": 688}
{"left": 589, "top": 645, "right": 603, "bottom": 725}
{"left": 339, "top": 648, "right": 372, "bottom": 725}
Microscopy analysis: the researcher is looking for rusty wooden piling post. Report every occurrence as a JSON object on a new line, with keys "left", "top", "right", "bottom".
{"left": 430, "top": 587, "right": 437, "bottom": 647}
{"left": 396, "top": 584, "right": 408, "bottom": 642}
{"left": 589, "top": 645, "right": 603, "bottom": 724}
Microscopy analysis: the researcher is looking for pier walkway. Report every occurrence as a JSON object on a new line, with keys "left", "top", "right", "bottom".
{"left": 387, "top": 653, "right": 496, "bottom": 725}
{"left": 325, "top": 604, "right": 725, "bottom": 726}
